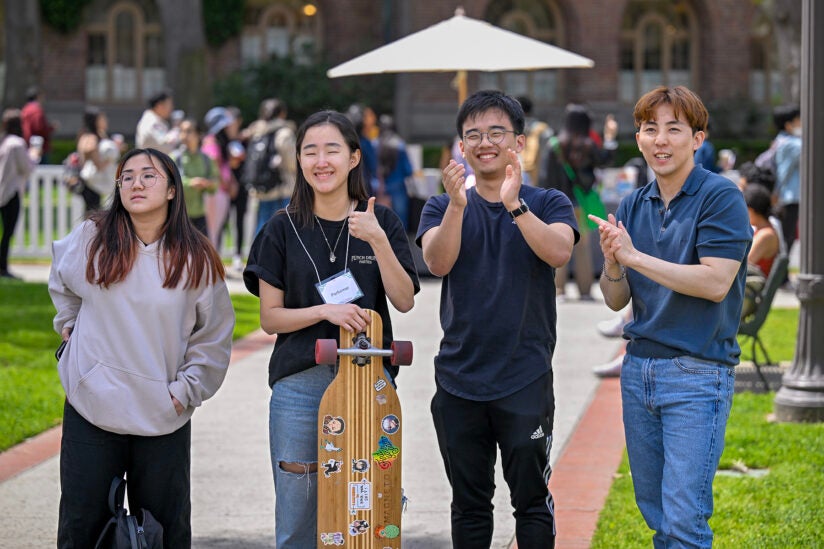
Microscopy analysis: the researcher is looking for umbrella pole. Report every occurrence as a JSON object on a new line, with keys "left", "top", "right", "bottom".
{"left": 452, "top": 70, "right": 467, "bottom": 104}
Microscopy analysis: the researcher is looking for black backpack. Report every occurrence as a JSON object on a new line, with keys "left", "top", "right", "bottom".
{"left": 94, "top": 476, "right": 164, "bottom": 549}
{"left": 243, "top": 126, "right": 285, "bottom": 193}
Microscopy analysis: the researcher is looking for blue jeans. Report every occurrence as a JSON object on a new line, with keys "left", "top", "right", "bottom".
{"left": 621, "top": 353, "right": 735, "bottom": 548}
{"left": 256, "top": 197, "right": 290, "bottom": 236}
{"left": 269, "top": 364, "right": 336, "bottom": 548}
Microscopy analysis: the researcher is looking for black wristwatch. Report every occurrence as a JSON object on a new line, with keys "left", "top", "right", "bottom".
{"left": 508, "top": 198, "right": 529, "bottom": 219}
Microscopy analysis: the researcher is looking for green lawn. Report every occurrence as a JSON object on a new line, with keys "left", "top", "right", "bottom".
{"left": 0, "top": 278, "right": 262, "bottom": 451}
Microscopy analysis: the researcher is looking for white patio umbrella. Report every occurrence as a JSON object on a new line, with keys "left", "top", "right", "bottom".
{"left": 327, "top": 8, "right": 594, "bottom": 103}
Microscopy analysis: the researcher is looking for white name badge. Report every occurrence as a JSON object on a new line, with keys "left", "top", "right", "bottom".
{"left": 316, "top": 268, "right": 364, "bottom": 305}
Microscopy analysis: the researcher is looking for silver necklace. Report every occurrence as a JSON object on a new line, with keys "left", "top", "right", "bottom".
{"left": 314, "top": 214, "right": 349, "bottom": 263}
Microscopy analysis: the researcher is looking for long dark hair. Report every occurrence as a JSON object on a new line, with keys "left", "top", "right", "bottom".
{"left": 85, "top": 148, "right": 225, "bottom": 289}
{"left": 82, "top": 106, "right": 102, "bottom": 136}
{"left": 288, "top": 110, "right": 369, "bottom": 226}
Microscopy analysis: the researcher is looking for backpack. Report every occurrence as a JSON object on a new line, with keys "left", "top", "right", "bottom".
{"left": 754, "top": 134, "right": 788, "bottom": 173}
{"left": 522, "top": 120, "right": 552, "bottom": 184}
{"left": 243, "top": 126, "right": 285, "bottom": 193}
{"left": 94, "top": 476, "right": 164, "bottom": 549}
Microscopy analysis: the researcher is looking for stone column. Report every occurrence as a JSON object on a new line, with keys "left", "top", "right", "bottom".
{"left": 774, "top": 0, "right": 824, "bottom": 422}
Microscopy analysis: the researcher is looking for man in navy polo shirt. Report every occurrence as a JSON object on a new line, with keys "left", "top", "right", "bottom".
{"left": 590, "top": 86, "right": 752, "bottom": 547}
{"left": 416, "top": 90, "right": 578, "bottom": 548}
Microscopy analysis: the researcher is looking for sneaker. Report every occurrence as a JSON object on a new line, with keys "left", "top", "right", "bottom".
{"left": 592, "top": 355, "right": 624, "bottom": 378}
{"left": 232, "top": 255, "right": 244, "bottom": 271}
{"left": 0, "top": 270, "right": 21, "bottom": 280}
{"left": 597, "top": 316, "right": 627, "bottom": 338}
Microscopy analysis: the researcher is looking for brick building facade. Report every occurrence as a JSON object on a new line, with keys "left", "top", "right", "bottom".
{"left": 1, "top": 0, "right": 787, "bottom": 143}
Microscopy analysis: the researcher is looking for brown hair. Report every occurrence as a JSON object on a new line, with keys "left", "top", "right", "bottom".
{"left": 85, "top": 148, "right": 225, "bottom": 289}
{"left": 633, "top": 86, "right": 708, "bottom": 134}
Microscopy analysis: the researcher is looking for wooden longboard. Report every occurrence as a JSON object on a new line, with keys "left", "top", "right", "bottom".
{"left": 316, "top": 310, "right": 404, "bottom": 547}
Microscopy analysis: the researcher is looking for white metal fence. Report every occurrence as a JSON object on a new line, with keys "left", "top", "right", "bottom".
{"left": 12, "top": 165, "right": 257, "bottom": 259}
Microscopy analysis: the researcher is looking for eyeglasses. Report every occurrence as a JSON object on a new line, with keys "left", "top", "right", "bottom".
{"left": 462, "top": 129, "right": 517, "bottom": 147}
{"left": 117, "top": 172, "right": 165, "bottom": 189}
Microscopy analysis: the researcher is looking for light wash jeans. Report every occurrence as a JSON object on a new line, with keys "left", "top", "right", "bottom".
{"left": 256, "top": 197, "right": 290, "bottom": 236}
{"left": 621, "top": 353, "right": 735, "bottom": 549}
{"left": 269, "top": 364, "right": 336, "bottom": 548}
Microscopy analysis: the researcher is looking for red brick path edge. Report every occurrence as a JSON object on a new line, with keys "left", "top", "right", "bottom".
{"left": 0, "top": 329, "right": 277, "bottom": 484}
{"left": 511, "top": 377, "right": 626, "bottom": 549}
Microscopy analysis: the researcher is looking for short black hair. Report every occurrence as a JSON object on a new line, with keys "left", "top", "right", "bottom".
{"left": 25, "top": 86, "right": 41, "bottom": 102}
{"left": 772, "top": 104, "right": 800, "bottom": 132}
{"left": 743, "top": 183, "right": 773, "bottom": 219}
{"left": 456, "top": 90, "right": 525, "bottom": 137}
{"left": 148, "top": 89, "right": 172, "bottom": 108}
{"left": 739, "top": 161, "right": 776, "bottom": 194}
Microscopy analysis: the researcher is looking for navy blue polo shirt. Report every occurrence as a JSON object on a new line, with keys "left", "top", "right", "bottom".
{"left": 416, "top": 185, "right": 578, "bottom": 400}
{"left": 618, "top": 167, "right": 752, "bottom": 366}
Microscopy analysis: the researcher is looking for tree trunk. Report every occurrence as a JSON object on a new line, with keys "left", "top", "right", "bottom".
{"left": 155, "top": 0, "right": 211, "bottom": 121}
{"left": 2, "top": 0, "right": 41, "bottom": 109}
{"left": 771, "top": 0, "right": 803, "bottom": 104}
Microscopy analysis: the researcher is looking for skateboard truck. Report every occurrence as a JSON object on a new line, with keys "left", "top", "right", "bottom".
{"left": 315, "top": 334, "right": 413, "bottom": 367}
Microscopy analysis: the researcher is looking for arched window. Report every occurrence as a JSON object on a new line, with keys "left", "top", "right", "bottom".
{"left": 85, "top": 1, "right": 165, "bottom": 104}
{"left": 478, "top": 0, "right": 564, "bottom": 104}
{"left": 619, "top": 0, "right": 696, "bottom": 103}
{"left": 749, "top": 6, "right": 781, "bottom": 104}
{"left": 241, "top": 2, "right": 322, "bottom": 65}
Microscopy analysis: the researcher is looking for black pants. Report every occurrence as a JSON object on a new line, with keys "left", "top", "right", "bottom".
{"left": 0, "top": 192, "right": 20, "bottom": 272}
{"left": 231, "top": 184, "right": 248, "bottom": 256}
{"left": 777, "top": 202, "right": 799, "bottom": 254}
{"left": 58, "top": 401, "right": 192, "bottom": 548}
{"left": 431, "top": 373, "right": 556, "bottom": 549}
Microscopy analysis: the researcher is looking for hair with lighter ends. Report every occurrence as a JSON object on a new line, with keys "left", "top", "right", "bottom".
{"left": 85, "top": 148, "right": 225, "bottom": 289}
{"left": 287, "top": 110, "right": 369, "bottom": 227}
{"left": 456, "top": 90, "right": 525, "bottom": 137}
{"left": 633, "top": 86, "right": 708, "bottom": 134}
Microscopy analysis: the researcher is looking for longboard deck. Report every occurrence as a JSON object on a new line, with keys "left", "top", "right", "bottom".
{"left": 317, "top": 310, "right": 403, "bottom": 547}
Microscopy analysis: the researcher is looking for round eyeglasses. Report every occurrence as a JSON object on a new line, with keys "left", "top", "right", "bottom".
{"left": 462, "top": 129, "right": 517, "bottom": 147}
{"left": 116, "top": 172, "right": 165, "bottom": 189}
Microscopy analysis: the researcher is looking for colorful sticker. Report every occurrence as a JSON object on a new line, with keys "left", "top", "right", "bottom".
{"left": 375, "top": 524, "right": 400, "bottom": 539}
{"left": 372, "top": 436, "right": 400, "bottom": 470}
{"left": 322, "top": 415, "right": 346, "bottom": 436}
{"left": 349, "top": 479, "right": 372, "bottom": 513}
{"left": 352, "top": 458, "right": 370, "bottom": 473}
{"left": 381, "top": 414, "right": 400, "bottom": 435}
{"left": 321, "top": 439, "right": 342, "bottom": 452}
{"left": 375, "top": 394, "right": 388, "bottom": 405}
{"left": 349, "top": 519, "right": 370, "bottom": 536}
{"left": 320, "top": 532, "right": 345, "bottom": 545}
{"left": 321, "top": 458, "right": 343, "bottom": 478}
{"left": 374, "top": 378, "right": 387, "bottom": 391}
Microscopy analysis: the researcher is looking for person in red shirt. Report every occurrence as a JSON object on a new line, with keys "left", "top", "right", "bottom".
{"left": 21, "top": 86, "right": 57, "bottom": 163}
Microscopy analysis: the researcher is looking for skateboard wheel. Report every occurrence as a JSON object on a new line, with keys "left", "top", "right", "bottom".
{"left": 390, "top": 341, "right": 413, "bottom": 366}
{"left": 315, "top": 339, "right": 339, "bottom": 365}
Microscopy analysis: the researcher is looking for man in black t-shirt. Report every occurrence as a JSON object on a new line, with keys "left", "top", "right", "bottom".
{"left": 416, "top": 90, "right": 578, "bottom": 548}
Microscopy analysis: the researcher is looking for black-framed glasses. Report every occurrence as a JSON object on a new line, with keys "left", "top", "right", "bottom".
{"left": 116, "top": 172, "right": 165, "bottom": 189}
{"left": 462, "top": 129, "right": 517, "bottom": 147}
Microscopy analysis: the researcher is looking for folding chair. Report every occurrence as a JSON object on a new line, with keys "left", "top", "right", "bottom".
{"left": 737, "top": 254, "right": 789, "bottom": 391}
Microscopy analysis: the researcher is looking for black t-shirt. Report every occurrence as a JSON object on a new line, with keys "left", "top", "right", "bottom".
{"left": 416, "top": 185, "right": 578, "bottom": 400}
{"left": 244, "top": 201, "right": 420, "bottom": 387}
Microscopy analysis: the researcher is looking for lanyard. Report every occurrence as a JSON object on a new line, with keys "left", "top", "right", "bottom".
{"left": 286, "top": 210, "right": 351, "bottom": 285}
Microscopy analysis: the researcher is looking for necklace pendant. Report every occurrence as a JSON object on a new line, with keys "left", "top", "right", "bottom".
{"left": 329, "top": 252, "right": 336, "bottom": 263}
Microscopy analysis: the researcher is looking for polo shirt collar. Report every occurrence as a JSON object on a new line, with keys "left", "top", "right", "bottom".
{"left": 641, "top": 166, "right": 710, "bottom": 202}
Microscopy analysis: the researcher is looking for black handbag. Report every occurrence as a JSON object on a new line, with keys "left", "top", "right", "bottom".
{"left": 94, "top": 476, "right": 164, "bottom": 549}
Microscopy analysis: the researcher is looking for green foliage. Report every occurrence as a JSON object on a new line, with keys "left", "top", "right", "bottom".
{"left": 213, "top": 55, "right": 395, "bottom": 126}
{"left": 40, "top": 0, "right": 93, "bottom": 34}
{"left": 592, "top": 392, "right": 824, "bottom": 548}
{"left": 738, "top": 307, "right": 799, "bottom": 363}
{"left": 0, "top": 279, "right": 262, "bottom": 451}
{"left": 202, "top": 0, "right": 245, "bottom": 48}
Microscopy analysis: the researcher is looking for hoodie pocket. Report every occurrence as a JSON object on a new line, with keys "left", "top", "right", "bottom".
{"left": 69, "top": 361, "right": 178, "bottom": 435}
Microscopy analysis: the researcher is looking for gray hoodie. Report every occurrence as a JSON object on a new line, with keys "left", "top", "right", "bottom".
{"left": 49, "top": 221, "right": 234, "bottom": 436}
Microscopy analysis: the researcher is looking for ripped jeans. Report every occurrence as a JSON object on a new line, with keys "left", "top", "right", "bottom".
{"left": 269, "top": 364, "right": 336, "bottom": 548}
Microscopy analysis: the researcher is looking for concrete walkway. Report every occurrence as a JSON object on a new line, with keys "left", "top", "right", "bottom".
{"left": 0, "top": 262, "right": 800, "bottom": 547}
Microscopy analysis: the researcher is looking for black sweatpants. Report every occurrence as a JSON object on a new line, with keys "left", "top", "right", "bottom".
{"left": 431, "top": 372, "right": 556, "bottom": 549}
{"left": 0, "top": 192, "right": 20, "bottom": 273}
{"left": 57, "top": 401, "right": 192, "bottom": 548}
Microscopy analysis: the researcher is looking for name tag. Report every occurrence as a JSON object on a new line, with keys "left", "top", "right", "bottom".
{"left": 316, "top": 268, "right": 364, "bottom": 305}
